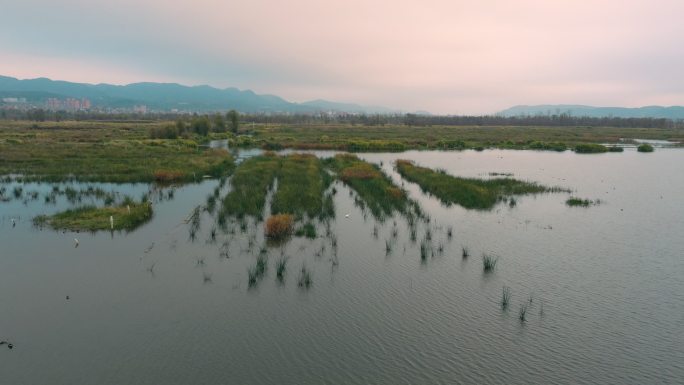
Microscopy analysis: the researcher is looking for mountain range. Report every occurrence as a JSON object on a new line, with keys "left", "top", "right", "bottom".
{"left": 0, "top": 75, "right": 396, "bottom": 114}
{"left": 3, "top": 75, "right": 684, "bottom": 118}
{"left": 498, "top": 104, "right": 684, "bottom": 119}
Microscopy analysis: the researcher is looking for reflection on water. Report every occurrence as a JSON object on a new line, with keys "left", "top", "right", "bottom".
{"left": 1, "top": 148, "right": 683, "bottom": 385}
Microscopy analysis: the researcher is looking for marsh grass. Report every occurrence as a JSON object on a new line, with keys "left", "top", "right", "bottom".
{"left": 221, "top": 154, "right": 279, "bottom": 219}
{"left": 271, "top": 154, "right": 332, "bottom": 219}
{"left": 248, "top": 254, "right": 268, "bottom": 287}
{"left": 0, "top": 123, "right": 234, "bottom": 183}
{"left": 462, "top": 246, "right": 470, "bottom": 258}
{"left": 566, "top": 197, "right": 600, "bottom": 207}
{"left": 519, "top": 303, "right": 528, "bottom": 322}
{"left": 276, "top": 257, "right": 288, "bottom": 280}
{"left": 34, "top": 201, "right": 152, "bottom": 231}
{"left": 298, "top": 266, "right": 313, "bottom": 288}
{"left": 501, "top": 286, "right": 511, "bottom": 309}
{"left": 395, "top": 160, "right": 565, "bottom": 210}
{"left": 420, "top": 239, "right": 430, "bottom": 261}
{"left": 324, "top": 154, "right": 415, "bottom": 220}
{"left": 294, "top": 222, "right": 317, "bottom": 239}
{"left": 482, "top": 254, "right": 498, "bottom": 272}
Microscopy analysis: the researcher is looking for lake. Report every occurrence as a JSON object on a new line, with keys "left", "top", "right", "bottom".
{"left": 1, "top": 148, "right": 683, "bottom": 384}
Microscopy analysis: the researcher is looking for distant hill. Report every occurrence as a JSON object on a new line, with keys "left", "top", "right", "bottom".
{"left": 498, "top": 105, "right": 684, "bottom": 119}
{"left": 0, "top": 75, "right": 396, "bottom": 114}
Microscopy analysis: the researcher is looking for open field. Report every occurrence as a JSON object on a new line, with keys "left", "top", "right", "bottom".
{"left": 1, "top": 120, "right": 681, "bottom": 186}
{"left": 0, "top": 121, "right": 234, "bottom": 182}
{"left": 248, "top": 123, "right": 684, "bottom": 151}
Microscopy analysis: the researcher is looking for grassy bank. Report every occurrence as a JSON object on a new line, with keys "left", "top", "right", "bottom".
{"left": 0, "top": 121, "right": 234, "bottom": 182}
{"left": 34, "top": 201, "right": 153, "bottom": 231}
{"left": 324, "top": 154, "right": 412, "bottom": 219}
{"left": 395, "top": 159, "right": 565, "bottom": 210}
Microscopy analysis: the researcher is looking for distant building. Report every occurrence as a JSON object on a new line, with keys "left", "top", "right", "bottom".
{"left": 45, "top": 97, "right": 92, "bottom": 111}
{"left": 2, "top": 97, "right": 26, "bottom": 103}
{"left": 133, "top": 105, "right": 148, "bottom": 114}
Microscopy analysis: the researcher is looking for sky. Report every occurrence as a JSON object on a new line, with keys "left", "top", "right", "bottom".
{"left": 1, "top": 0, "right": 684, "bottom": 114}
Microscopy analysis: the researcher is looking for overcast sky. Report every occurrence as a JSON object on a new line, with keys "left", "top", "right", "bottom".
{"left": 1, "top": 0, "right": 683, "bottom": 114}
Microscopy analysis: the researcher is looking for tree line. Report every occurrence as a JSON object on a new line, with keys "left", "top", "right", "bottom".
{"left": 149, "top": 110, "right": 239, "bottom": 139}
{"left": 1, "top": 108, "right": 682, "bottom": 129}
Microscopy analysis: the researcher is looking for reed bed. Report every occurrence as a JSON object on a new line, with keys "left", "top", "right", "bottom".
{"left": 395, "top": 159, "right": 566, "bottom": 210}
{"left": 324, "top": 154, "right": 413, "bottom": 220}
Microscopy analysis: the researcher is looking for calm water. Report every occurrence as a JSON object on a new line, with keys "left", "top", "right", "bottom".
{"left": 1, "top": 149, "right": 683, "bottom": 384}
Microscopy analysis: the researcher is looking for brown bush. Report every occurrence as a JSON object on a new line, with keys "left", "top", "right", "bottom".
{"left": 264, "top": 214, "right": 294, "bottom": 238}
{"left": 153, "top": 170, "right": 185, "bottom": 182}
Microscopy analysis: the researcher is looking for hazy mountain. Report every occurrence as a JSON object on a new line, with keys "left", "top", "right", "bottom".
{"left": 0, "top": 75, "right": 396, "bottom": 114}
{"left": 299, "top": 99, "right": 396, "bottom": 114}
{"left": 498, "top": 104, "right": 684, "bottom": 119}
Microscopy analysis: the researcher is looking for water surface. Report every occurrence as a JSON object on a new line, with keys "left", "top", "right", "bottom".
{"left": 1, "top": 148, "right": 682, "bottom": 384}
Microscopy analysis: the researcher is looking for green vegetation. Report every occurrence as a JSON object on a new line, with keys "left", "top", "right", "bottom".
{"left": 248, "top": 254, "right": 268, "bottom": 287}
{"left": 501, "top": 286, "right": 511, "bottom": 309}
{"left": 637, "top": 143, "right": 655, "bottom": 152}
{"left": 220, "top": 153, "right": 334, "bottom": 222}
{"left": 482, "top": 254, "right": 498, "bottom": 272}
{"left": 247, "top": 123, "right": 684, "bottom": 152}
{"left": 271, "top": 154, "right": 332, "bottom": 219}
{"left": 34, "top": 201, "right": 152, "bottom": 231}
{"left": 420, "top": 240, "right": 430, "bottom": 261}
{"left": 0, "top": 121, "right": 234, "bottom": 182}
{"left": 566, "top": 197, "right": 600, "bottom": 207}
{"left": 220, "top": 154, "right": 279, "bottom": 219}
{"left": 608, "top": 146, "right": 624, "bottom": 152}
{"left": 276, "top": 257, "right": 288, "bottom": 281}
{"left": 324, "top": 154, "right": 412, "bottom": 219}
{"left": 298, "top": 266, "right": 313, "bottom": 288}
{"left": 294, "top": 222, "right": 317, "bottom": 239}
{"left": 574, "top": 143, "right": 608, "bottom": 153}
{"left": 227, "top": 110, "right": 239, "bottom": 134}
{"left": 395, "top": 160, "right": 565, "bottom": 210}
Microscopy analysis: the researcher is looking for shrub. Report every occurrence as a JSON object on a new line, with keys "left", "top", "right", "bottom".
{"left": 574, "top": 143, "right": 608, "bottom": 153}
{"left": 153, "top": 170, "right": 186, "bottom": 182}
{"left": 264, "top": 214, "right": 294, "bottom": 238}
{"left": 637, "top": 143, "right": 654, "bottom": 152}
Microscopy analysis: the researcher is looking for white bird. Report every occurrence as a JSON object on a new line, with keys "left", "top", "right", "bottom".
{"left": 11, "top": 218, "right": 16, "bottom": 227}
{"left": 345, "top": 214, "right": 350, "bottom": 218}
{"left": 74, "top": 238, "right": 79, "bottom": 247}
